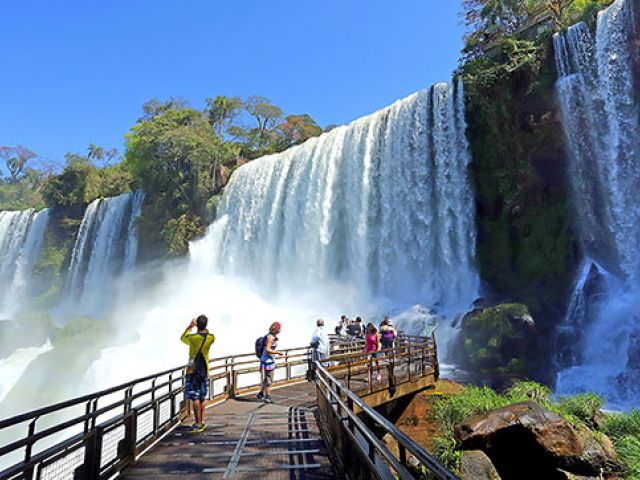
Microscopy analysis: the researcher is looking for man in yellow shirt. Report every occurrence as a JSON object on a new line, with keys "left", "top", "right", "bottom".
{"left": 181, "top": 315, "right": 215, "bottom": 433}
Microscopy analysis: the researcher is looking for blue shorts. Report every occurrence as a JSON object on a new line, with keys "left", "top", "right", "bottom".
{"left": 185, "top": 374, "right": 208, "bottom": 401}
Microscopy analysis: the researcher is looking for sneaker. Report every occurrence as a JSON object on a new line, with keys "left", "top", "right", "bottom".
{"left": 193, "top": 423, "right": 207, "bottom": 433}
{"left": 264, "top": 395, "right": 273, "bottom": 403}
{"left": 256, "top": 392, "right": 264, "bottom": 400}
{"left": 376, "top": 374, "right": 382, "bottom": 381}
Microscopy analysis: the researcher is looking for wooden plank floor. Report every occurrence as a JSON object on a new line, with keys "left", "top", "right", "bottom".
{"left": 119, "top": 382, "right": 337, "bottom": 480}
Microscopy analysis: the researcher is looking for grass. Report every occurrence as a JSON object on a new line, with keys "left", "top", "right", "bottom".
{"left": 430, "top": 381, "right": 639, "bottom": 477}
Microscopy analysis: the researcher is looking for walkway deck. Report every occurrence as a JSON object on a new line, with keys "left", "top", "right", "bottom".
{"left": 119, "top": 383, "right": 336, "bottom": 480}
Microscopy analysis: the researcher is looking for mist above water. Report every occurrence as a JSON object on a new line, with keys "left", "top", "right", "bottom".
{"left": 554, "top": 0, "right": 640, "bottom": 408}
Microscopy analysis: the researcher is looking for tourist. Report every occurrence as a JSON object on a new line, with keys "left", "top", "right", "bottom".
{"left": 355, "top": 317, "right": 365, "bottom": 338}
{"left": 340, "top": 314, "right": 349, "bottom": 335}
{"left": 365, "top": 323, "right": 382, "bottom": 381}
{"left": 380, "top": 316, "right": 397, "bottom": 351}
{"left": 310, "top": 319, "right": 330, "bottom": 362}
{"left": 257, "top": 322, "right": 283, "bottom": 403}
{"left": 346, "top": 318, "right": 360, "bottom": 339}
{"left": 180, "top": 315, "right": 215, "bottom": 433}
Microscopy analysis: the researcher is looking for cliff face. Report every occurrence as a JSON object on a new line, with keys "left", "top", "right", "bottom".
{"left": 465, "top": 38, "right": 579, "bottom": 329}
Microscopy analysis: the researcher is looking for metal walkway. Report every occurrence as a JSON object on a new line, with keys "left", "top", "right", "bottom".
{"left": 119, "top": 383, "right": 334, "bottom": 480}
{"left": 0, "top": 333, "right": 458, "bottom": 480}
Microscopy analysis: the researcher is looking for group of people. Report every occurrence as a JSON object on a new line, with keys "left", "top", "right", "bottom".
{"left": 180, "top": 313, "right": 398, "bottom": 433}
{"left": 335, "top": 314, "right": 365, "bottom": 338}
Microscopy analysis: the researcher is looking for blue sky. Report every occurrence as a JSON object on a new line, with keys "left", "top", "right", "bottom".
{"left": 0, "top": 1, "right": 465, "bottom": 163}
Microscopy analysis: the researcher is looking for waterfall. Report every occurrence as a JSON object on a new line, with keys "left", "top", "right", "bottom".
{"left": 554, "top": 0, "right": 640, "bottom": 406}
{"left": 66, "top": 191, "right": 144, "bottom": 314}
{"left": 214, "top": 82, "right": 479, "bottom": 315}
{"left": 0, "top": 341, "right": 52, "bottom": 404}
{"left": 0, "top": 208, "right": 50, "bottom": 317}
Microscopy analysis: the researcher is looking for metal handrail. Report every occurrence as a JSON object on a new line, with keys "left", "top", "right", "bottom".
{"left": 315, "top": 356, "right": 458, "bottom": 480}
{"left": 0, "top": 331, "right": 453, "bottom": 480}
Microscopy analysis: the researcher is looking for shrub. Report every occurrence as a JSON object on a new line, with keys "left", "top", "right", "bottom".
{"left": 554, "top": 393, "right": 604, "bottom": 428}
{"left": 506, "top": 380, "right": 551, "bottom": 404}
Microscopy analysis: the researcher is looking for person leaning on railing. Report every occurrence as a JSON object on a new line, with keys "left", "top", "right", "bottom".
{"left": 181, "top": 315, "right": 215, "bottom": 433}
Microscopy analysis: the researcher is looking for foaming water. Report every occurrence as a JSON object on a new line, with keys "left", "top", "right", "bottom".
{"left": 64, "top": 191, "right": 144, "bottom": 315}
{"left": 0, "top": 341, "right": 53, "bottom": 404}
{"left": 86, "top": 84, "right": 480, "bottom": 391}
{"left": 554, "top": 0, "right": 640, "bottom": 407}
{"left": 0, "top": 209, "right": 50, "bottom": 317}
{"left": 215, "top": 84, "right": 478, "bottom": 315}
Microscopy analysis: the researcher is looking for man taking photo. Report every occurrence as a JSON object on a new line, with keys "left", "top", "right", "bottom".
{"left": 181, "top": 315, "right": 215, "bottom": 433}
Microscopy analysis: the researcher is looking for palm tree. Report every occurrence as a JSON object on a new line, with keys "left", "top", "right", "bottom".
{"left": 87, "top": 144, "right": 105, "bottom": 164}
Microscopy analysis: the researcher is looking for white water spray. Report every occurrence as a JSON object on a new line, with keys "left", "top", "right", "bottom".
{"left": 554, "top": 0, "right": 640, "bottom": 406}
{"left": 86, "top": 84, "right": 480, "bottom": 389}
{"left": 0, "top": 208, "right": 50, "bottom": 317}
{"left": 65, "top": 191, "right": 144, "bottom": 315}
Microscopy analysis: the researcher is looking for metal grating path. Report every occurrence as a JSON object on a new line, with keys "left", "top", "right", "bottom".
{"left": 118, "top": 383, "right": 336, "bottom": 480}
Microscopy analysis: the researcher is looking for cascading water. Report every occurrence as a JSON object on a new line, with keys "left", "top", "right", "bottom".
{"left": 65, "top": 191, "right": 144, "bottom": 314}
{"left": 215, "top": 82, "right": 479, "bottom": 314}
{"left": 0, "top": 208, "right": 50, "bottom": 317}
{"left": 554, "top": 0, "right": 640, "bottom": 406}
{"left": 86, "top": 82, "right": 480, "bottom": 390}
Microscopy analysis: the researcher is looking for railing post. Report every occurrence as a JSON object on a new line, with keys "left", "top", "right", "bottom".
{"left": 23, "top": 418, "right": 37, "bottom": 480}
{"left": 432, "top": 331, "right": 440, "bottom": 381}
{"left": 81, "top": 425, "right": 104, "bottom": 480}
{"left": 399, "top": 443, "right": 407, "bottom": 466}
{"left": 285, "top": 351, "right": 291, "bottom": 381}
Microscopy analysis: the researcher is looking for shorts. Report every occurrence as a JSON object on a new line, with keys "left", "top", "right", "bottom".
{"left": 185, "top": 374, "right": 208, "bottom": 401}
{"left": 261, "top": 367, "right": 275, "bottom": 386}
{"left": 368, "top": 352, "right": 380, "bottom": 359}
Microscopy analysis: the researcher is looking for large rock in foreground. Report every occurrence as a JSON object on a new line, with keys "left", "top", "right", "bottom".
{"left": 454, "top": 401, "right": 618, "bottom": 479}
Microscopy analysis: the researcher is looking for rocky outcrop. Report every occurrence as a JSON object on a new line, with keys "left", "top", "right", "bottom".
{"left": 455, "top": 303, "right": 537, "bottom": 384}
{"left": 459, "top": 450, "right": 501, "bottom": 480}
{"left": 455, "top": 401, "right": 619, "bottom": 479}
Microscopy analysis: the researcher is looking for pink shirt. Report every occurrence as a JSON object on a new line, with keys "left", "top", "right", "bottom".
{"left": 365, "top": 333, "right": 379, "bottom": 353}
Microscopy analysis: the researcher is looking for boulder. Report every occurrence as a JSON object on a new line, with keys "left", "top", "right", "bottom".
{"left": 459, "top": 450, "right": 501, "bottom": 480}
{"left": 455, "top": 401, "right": 618, "bottom": 479}
{"left": 455, "top": 303, "right": 537, "bottom": 382}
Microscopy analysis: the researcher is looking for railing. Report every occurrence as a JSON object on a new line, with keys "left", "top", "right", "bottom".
{"left": 315, "top": 358, "right": 457, "bottom": 480}
{"left": 0, "top": 332, "right": 456, "bottom": 480}
{"left": 0, "top": 366, "right": 185, "bottom": 480}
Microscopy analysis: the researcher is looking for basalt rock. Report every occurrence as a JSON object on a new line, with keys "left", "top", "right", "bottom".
{"left": 454, "top": 401, "right": 618, "bottom": 479}
{"left": 459, "top": 450, "right": 501, "bottom": 480}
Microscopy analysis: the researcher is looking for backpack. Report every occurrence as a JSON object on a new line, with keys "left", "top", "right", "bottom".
{"left": 193, "top": 334, "right": 209, "bottom": 381}
{"left": 255, "top": 334, "right": 269, "bottom": 358}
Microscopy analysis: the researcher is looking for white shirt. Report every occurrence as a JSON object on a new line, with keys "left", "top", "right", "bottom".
{"left": 310, "top": 326, "right": 330, "bottom": 356}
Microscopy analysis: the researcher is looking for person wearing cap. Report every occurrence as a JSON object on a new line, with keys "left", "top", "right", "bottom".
{"left": 257, "top": 322, "right": 283, "bottom": 403}
{"left": 310, "top": 319, "right": 330, "bottom": 362}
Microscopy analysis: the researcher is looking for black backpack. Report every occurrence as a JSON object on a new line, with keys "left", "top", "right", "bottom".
{"left": 193, "top": 334, "right": 209, "bottom": 381}
{"left": 255, "top": 334, "right": 268, "bottom": 358}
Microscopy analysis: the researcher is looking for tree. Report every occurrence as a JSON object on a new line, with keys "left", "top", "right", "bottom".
{"left": 87, "top": 144, "right": 119, "bottom": 167}
{"left": 243, "top": 96, "right": 283, "bottom": 148}
{"left": 87, "top": 144, "right": 105, "bottom": 164}
{"left": 205, "top": 96, "right": 242, "bottom": 138}
{"left": 277, "top": 114, "right": 323, "bottom": 148}
{"left": 139, "top": 97, "right": 189, "bottom": 121}
{"left": 125, "top": 105, "right": 224, "bottom": 254}
{"left": 0, "top": 146, "right": 38, "bottom": 183}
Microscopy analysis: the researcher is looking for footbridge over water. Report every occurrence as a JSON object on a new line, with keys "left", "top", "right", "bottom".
{"left": 0, "top": 333, "right": 458, "bottom": 480}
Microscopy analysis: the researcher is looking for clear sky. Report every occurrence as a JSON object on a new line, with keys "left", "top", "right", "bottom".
{"left": 0, "top": 1, "right": 466, "bottom": 163}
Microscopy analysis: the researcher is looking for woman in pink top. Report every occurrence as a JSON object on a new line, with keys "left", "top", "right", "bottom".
{"left": 365, "top": 323, "right": 382, "bottom": 381}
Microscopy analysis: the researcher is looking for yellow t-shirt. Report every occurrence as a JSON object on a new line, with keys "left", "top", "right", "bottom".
{"left": 181, "top": 328, "right": 215, "bottom": 374}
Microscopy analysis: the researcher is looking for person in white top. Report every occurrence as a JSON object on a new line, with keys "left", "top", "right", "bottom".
{"left": 310, "top": 319, "right": 330, "bottom": 361}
